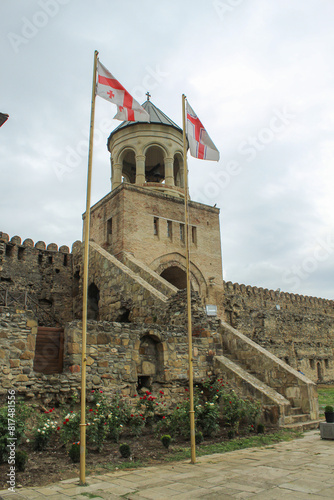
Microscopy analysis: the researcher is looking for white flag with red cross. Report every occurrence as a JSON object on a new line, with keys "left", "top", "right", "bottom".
{"left": 186, "top": 101, "right": 219, "bottom": 161}
{"left": 96, "top": 60, "right": 150, "bottom": 122}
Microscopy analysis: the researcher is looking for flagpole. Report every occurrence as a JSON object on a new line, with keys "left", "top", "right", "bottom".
{"left": 80, "top": 49, "right": 98, "bottom": 485}
{"left": 182, "top": 94, "right": 196, "bottom": 464}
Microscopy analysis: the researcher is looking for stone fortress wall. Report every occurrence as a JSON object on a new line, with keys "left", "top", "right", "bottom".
{"left": 223, "top": 281, "right": 334, "bottom": 384}
{"left": 0, "top": 232, "right": 76, "bottom": 327}
{"left": 1, "top": 231, "right": 334, "bottom": 389}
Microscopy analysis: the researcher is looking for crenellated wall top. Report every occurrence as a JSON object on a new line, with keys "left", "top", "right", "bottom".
{"left": 223, "top": 280, "right": 334, "bottom": 311}
{"left": 0, "top": 231, "right": 81, "bottom": 254}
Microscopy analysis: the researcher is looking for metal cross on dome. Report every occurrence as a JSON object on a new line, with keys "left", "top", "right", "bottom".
{"left": 146, "top": 91, "right": 151, "bottom": 101}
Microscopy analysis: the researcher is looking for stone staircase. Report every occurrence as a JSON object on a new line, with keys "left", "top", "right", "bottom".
{"left": 215, "top": 321, "right": 320, "bottom": 429}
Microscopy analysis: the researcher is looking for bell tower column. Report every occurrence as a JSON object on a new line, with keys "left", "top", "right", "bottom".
{"left": 135, "top": 154, "right": 146, "bottom": 185}
{"left": 165, "top": 157, "right": 175, "bottom": 186}
{"left": 111, "top": 160, "right": 122, "bottom": 190}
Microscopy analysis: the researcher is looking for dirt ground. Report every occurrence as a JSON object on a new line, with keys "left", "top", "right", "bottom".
{"left": 0, "top": 426, "right": 251, "bottom": 489}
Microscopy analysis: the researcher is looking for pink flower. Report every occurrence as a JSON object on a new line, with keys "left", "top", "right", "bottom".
{"left": 162, "top": 416, "right": 165, "bottom": 419}
{"left": 185, "top": 388, "right": 189, "bottom": 392}
{"left": 57, "top": 426, "right": 60, "bottom": 431}
{"left": 159, "top": 390, "right": 164, "bottom": 395}
{"left": 133, "top": 394, "right": 137, "bottom": 397}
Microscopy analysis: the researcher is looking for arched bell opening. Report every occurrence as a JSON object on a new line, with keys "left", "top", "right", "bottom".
{"left": 145, "top": 146, "right": 165, "bottom": 183}
{"left": 121, "top": 149, "right": 136, "bottom": 184}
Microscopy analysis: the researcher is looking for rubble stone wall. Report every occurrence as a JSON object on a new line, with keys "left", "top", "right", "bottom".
{"left": 223, "top": 281, "right": 334, "bottom": 383}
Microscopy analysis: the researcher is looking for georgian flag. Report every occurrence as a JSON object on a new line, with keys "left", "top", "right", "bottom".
{"left": 96, "top": 60, "right": 150, "bottom": 122}
{"left": 186, "top": 101, "right": 219, "bottom": 161}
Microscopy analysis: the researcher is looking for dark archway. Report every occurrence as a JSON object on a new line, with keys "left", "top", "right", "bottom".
{"left": 88, "top": 283, "right": 99, "bottom": 320}
{"left": 145, "top": 146, "right": 165, "bottom": 183}
{"left": 161, "top": 266, "right": 187, "bottom": 289}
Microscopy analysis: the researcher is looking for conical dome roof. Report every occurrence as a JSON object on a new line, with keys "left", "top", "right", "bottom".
{"left": 108, "top": 100, "right": 182, "bottom": 139}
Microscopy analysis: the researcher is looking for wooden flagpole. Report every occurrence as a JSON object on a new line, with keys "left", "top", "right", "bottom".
{"left": 182, "top": 93, "right": 196, "bottom": 464}
{"left": 80, "top": 49, "right": 99, "bottom": 485}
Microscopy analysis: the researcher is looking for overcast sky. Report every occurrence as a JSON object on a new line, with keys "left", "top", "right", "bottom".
{"left": 1, "top": 0, "right": 334, "bottom": 300}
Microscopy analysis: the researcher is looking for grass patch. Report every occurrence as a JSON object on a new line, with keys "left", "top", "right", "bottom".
{"left": 156, "top": 429, "right": 303, "bottom": 463}
{"left": 318, "top": 387, "right": 334, "bottom": 416}
{"left": 80, "top": 494, "right": 103, "bottom": 499}
{"left": 91, "top": 430, "right": 304, "bottom": 475}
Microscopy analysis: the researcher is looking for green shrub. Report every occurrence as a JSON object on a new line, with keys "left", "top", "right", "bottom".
{"left": 0, "top": 397, "right": 32, "bottom": 463}
{"left": 196, "top": 401, "right": 220, "bottom": 437}
{"left": 128, "top": 413, "right": 146, "bottom": 437}
{"left": 195, "top": 431, "right": 203, "bottom": 444}
{"left": 15, "top": 450, "right": 28, "bottom": 472}
{"left": 221, "top": 391, "right": 244, "bottom": 430}
{"left": 60, "top": 410, "right": 81, "bottom": 444}
{"left": 325, "top": 405, "right": 334, "bottom": 413}
{"left": 161, "top": 400, "right": 192, "bottom": 439}
{"left": 91, "top": 392, "right": 129, "bottom": 443}
{"left": 86, "top": 408, "right": 108, "bottom": 452}
{"left": 242, "top": 399, "right": 262, "bottom": 427}
{"left": 227, "top": 429, "right": 235, "bottom": 439}
{"left": 257, "top": 423, "right": 265, "bottom": 434}
{"left": 69, "top": 442, "right": 80, "bottom": 463}
{"left": 161, "top": 435, "right": 171, "bottom": 449}
{"left": 119, "top": 443, "right": 131, "bottom": 458}
{"left": 33, "top": 415, "right": 58, "bottom": 451}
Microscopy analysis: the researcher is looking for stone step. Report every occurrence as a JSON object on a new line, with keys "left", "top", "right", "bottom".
{"left": 282, "top": 420, "right": 320, "bottom": 431}
{"left": 290, "top": 406, "right": 303, "bottom": 415}
{"left": 286, "top": 413, "right": 311, "bottom": 424}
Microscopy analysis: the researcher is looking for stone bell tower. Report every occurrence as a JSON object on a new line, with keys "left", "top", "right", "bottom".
{"left": 87, "top": 97, "right": 224, "bottom": 308}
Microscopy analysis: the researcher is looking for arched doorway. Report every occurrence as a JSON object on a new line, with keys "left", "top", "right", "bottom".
{"left": 161, "top": 266, "right": 187, "bottom": 289}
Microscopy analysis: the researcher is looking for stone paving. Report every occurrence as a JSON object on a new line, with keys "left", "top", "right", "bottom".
{"left": 0, "top": 430, "right": 333, "bottom": 499}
